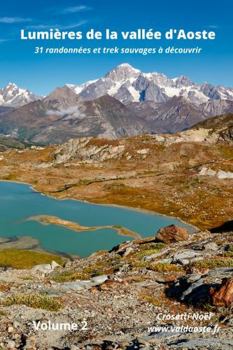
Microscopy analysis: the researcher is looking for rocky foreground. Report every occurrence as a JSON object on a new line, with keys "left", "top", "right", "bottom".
{"left": 0, "top": 225, "right": 232, "bottom": 349}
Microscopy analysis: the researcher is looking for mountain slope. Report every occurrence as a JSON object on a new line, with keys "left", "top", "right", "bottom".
{"left": 128, "top": 96, "right": 208, "bottom": 133}
{"left": 0, "top": 136, "right": 27, "bottom": 151}
{"left": 0, "top": 90, "right": 144, "bottom": 144}
{"left": 31, "top": 95, "right": 145, "bottom": 144}
{"left": 193, "top": 113, "right": 233, "bottom": 130}
{"left": 192, "top": 113, "right": 233, "bottom": 143}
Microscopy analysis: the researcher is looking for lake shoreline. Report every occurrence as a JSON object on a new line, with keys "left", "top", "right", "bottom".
{"left": 0, "top": 179, "right": 199, "bottom": 234}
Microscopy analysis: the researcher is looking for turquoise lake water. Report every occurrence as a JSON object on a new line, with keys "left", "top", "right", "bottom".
{"left": 0, "top": 181, "right": 193, "bottom": 256}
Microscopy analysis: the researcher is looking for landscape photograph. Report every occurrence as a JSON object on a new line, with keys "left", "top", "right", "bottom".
{"left": 0, "top": 0, "right": 232, "bottom": 349}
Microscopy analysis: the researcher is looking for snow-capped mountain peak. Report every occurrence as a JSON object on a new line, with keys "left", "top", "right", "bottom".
{"left": 65, "top": 79, "right": 98, "bottom": 95}
{"left": 105, "top": 63, "right": 141, "bottom": 81}
{"left": 5, "top": 82, "right": 17, "bottom": 89}
{"left": 172, "top": 75, "right": 193, "bottom": 87}
{"left": 0, "top": 82, "right": 40, "bottom": 107}
{"left": 64, "top": 63, "right": 233, "bottom": 105}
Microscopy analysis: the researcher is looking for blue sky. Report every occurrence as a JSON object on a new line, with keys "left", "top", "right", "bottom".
{"left": 0, "top": 0, "right": 232, "bottom": 95}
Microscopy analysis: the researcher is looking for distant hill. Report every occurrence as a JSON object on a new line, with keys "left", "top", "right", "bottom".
{"left": 192, "top": 113, "right": 233, "bottom": 143}
{"left": 0, "top": 91, "right": 144, "bottom": 144}
{"left": 192, "top": 113, "right": 233, "bottom": 130}
{"left": 0, "top": 136, "right": 27, "bottom": 151}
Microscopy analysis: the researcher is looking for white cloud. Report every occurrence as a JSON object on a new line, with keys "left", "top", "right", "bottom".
{"left": 28, "top": 21, "right": 87, "bottom": 30}
{"left": 208, "top": 25, "right": 219, "bottom": 29}
{"left": 0, "top": 17, "right": 32, "bottom": 24}
{"left": 46, "top": 106, "right": 86, "bottom": 120}
{"left": 61, "top": 5, "right": 91, "bottom": 14}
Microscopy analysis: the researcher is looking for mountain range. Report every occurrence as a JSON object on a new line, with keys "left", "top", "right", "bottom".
{"left": 68, "top": 63, "right": 233, "bottom": 105}
{"left": 0, "top": 63, "right": 233, "bottom": 144}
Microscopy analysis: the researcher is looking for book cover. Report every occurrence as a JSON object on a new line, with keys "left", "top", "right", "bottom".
{"left": 0, "top": 0, "right": 232, "bottom": 349}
